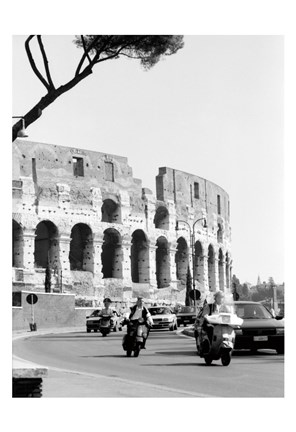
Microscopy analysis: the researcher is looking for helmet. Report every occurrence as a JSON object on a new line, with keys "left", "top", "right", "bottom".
{"left": 103, "top": 298, "right": 112, "bottom": 304}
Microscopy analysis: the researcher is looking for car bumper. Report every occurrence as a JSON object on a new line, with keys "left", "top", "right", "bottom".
{"left": 151, "top": 322, "right": 174, "bottom": 330}
{"left": 234, "top": 334, "right": 284, "bottom": 350}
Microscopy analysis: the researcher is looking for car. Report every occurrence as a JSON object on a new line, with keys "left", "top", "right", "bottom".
{"left": 86, "top": 309, "right": 125, "bottom": 333}
{"left": 176, "top": 306, "right": 197, "bottom": 326}
{"left": 233, "top": 301, "right": 284, "bottom": 354}
{"left": 148, "top": 306, "right": 178, "bottom": 331}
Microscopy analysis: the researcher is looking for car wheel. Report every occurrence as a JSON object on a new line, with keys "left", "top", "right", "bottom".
{"left": 250, "top": 347, "right": 257, "bottom": 354}
{"left": 169, "top": 324, "right": 174, "bottom": 331}
{"left": 126, "top": 350, "right": 132, "bottom": 357}
{"left": 94, "top": 329, "right": 97, "bottom": 333}
{"left": 184, "top": 323, "right": 187, "bottom": 327}
{"left": 119, "top": 326, "right": 123, "bottom": 331}
{"left": 87, "top": 328, "right": 91, "bottom": 333}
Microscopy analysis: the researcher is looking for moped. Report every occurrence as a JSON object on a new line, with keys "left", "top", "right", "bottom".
{"left": 196, "top": 313, "right": 243, "bottom": 366}
{"left": 98, "top": 315, "right": 113, "bottom": 337}
{"left": 122, "top": 318, "right": 148, "bottom": 357}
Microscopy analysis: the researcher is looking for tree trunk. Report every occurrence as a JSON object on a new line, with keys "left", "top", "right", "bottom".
{"left": 12, "top": 67, "right": 93, "bottom": 141}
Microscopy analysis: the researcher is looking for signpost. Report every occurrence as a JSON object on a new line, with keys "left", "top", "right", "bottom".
{"left": 26, "top": 294, "right": 38, "bottom": 331}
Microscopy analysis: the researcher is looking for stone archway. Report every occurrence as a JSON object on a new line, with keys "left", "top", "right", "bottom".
{"left": 156, "top": 236, "right": 170, "bottom": 288}
{"left": 218, "top": 248, "right": 225, "bottom": 291}
{"left": 69, "top": 223, "right": 93, "bottom": 272}
{"left": 131, "top": 230, "right": 149, "bottom": 283}
{"left": 35, "top": 220, "right": 59, "bottom": 269}
{"left": 194, "top": 241, "right": 204, "bottom": 285}
{"left": 175, "top": 237, "right": 189, "bottom": 286}
{"left": 101, "top": 199, "right": 121, "bottom": 223}
{"left": 154, "top": 206, "right": 169, "bottom": 230}
{"left": 101, "top": 228, "right": 122, "bottom": 278}
{"left": 208, "top": 244, "right": 216, "bottom": 291}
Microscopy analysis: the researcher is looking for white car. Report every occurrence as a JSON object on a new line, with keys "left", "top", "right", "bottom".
{"left": 148, "top": 307, "right": 178, "bottom": 331}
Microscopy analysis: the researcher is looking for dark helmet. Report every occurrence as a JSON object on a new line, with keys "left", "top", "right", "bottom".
{"left": 103, "top": 298, "right": 112, "bottom": 304}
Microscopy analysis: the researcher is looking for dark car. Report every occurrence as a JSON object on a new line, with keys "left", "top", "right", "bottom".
{"left": 86, "top": 309, "right": 124, "bottom": 333}
{"left": 148, "top": 307, "right": 178, "bottom": 331}
{"left": 233, "top": 301, "right": 284, "bottom": 354}
{"left": 176, "top": 306, "right": 197, "bottom": 326}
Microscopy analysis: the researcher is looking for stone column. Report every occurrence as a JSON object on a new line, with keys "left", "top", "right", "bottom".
{"left": 22, "top": 229, "right": 36, "bottom": 271}
{"left": 169, "top": 241, "right": 178, "bottom": 289}
{"left": 148, "top": 243, "right": 157, "bottom": 288}
{"left": 219, "top": 259, "right": 226, "bottom": 292}
{"left": 92, "top": 237, "right": 103, "bottom": 286}
{"left": 121, "top": 239, "right": 133, "bottom": 287}
{"left": 59, "top": 235, "right": 72, "bottom": 288}
{"left": 201, "top": 254, "right": 209, "bottom": 294}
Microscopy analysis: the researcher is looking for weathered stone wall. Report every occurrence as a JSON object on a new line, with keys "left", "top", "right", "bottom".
{"left": 12, "top": 139, "right": 232, "bottom": 304}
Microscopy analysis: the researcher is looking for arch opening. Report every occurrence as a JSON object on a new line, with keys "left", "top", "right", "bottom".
{"left": 154, "top": 206, "right": 169, "bottom": 230}
{"left": 101, "top": 228, "right": 122, "bottom": 278}
{"left": 194, "top": 241, "right": 204, "bottom": 285}
{"left": 175, "top": 237, "right": 189, "bottom": 286}
{"left": 156, "top": 236, "right": 170, "bottom": 288}
{"left": 101, "top": 199, "right": 121, "bottom": 223}
{"left": 131, "top": 230, "right": 149, "bottom": 283}
{"left": 35, "top": 221, "right": 59, "bottom": 269}
{"left": 69, "top": 223, "right": 93, "bottom": 272}
{"left": 208, "top": 244, "right": 216, "bottom": 291}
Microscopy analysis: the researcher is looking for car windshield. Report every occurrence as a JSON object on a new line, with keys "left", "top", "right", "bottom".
{"left": 235, "top": 304, "right": 272, "bottom": 319}
{"left": 149, "top": 307, "right": 172, "bottom": 315}
{"left": 179, "top": 306, "right": 195, "bottom": 313}
{"left": 90, "top": 310, "right": 101, "bottom": 317}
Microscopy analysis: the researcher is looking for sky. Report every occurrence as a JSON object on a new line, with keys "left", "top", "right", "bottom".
{"left": 12, "top": 34, "right": 284, "bottom": 285}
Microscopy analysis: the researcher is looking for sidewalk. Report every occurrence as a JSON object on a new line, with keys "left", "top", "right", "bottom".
{"left": 12, "top": 326, "right": 197, "bottom": 397}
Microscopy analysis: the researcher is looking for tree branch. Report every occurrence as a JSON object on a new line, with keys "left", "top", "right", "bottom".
{"left": 75, "top": 35, "right": 102, "bottom": 76}
{"left": 37, "top": 35, "right": 55, "bottom": 90}
{"left": 25, "top": 36, "right": 51, "bottom": 91}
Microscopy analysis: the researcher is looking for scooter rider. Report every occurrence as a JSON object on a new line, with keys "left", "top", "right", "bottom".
{"left": 128, "top": 296, "right": 153, "bottom": 349}
{"left": 201, "top": 291, "right": 230, "bottom": 342}
{"left": 99, "top": 298, "right": 114, "bottom": 326}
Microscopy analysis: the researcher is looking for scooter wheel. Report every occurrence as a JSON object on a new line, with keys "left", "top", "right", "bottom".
{"left": 134, "top": 349, "right": 140, "bottom": 357}
{"left": 221, "top": 351, "right": 231, "bottom": 366}
{"left": 204, "top": 355, "right": 212, "bottom": 365}
{"left": 126, "top": 350, "right": 132, "bottom": 357}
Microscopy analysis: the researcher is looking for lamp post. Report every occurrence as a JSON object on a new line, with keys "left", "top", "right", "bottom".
{"left": 12, "top": 116, "right": 28, "bottom": 138}
{"left": 175, "top": 217, "right": 207, "bottom": 314}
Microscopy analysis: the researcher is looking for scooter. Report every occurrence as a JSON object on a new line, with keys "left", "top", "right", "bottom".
{"left": 122, "top": 318, "right": 148, "bottom": 357}
{"left": 98, "top": 315, "right": 113, "bottom": 337}
{"left": 196, "top": 313, "right": 243, "bottom": 366}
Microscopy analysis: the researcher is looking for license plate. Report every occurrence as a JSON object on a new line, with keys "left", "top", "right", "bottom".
{"left": 253, "top": 335, "right": 268, "bottom": 341}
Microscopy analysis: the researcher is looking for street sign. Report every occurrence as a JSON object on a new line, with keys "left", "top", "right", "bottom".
{"left": 26, "top": 293, "right": 38, "bottom": 305}
{"left": 189, "top": 289, "right": 201, "bottom": 301}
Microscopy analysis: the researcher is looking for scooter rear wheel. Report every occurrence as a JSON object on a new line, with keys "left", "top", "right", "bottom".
{"left": 134, "top": 349, "right": 140, "bottom": 357}
{"left": 126, "top": 350, "right": 132, "bottom": 357}
{"left": 204, "top": 355, "right": 212, "bottom": 365}
{"left": 221, "top": 351, "right": 231, "bottom": 366}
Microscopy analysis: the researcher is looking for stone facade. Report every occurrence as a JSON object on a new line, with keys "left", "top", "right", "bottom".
{"left": 12, "top": 139, "right": 232, "bottom": 303}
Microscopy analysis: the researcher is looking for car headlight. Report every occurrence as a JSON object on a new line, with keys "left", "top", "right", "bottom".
{"left": 235, "top": 329, "right": 243, "bottom": 335}
{"left": 276, "top": 328, "right": 284, "bottom": 335}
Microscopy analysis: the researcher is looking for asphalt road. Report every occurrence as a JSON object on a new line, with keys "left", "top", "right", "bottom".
{"left": 13, "top": 329, "right": 284, "bottom": 397}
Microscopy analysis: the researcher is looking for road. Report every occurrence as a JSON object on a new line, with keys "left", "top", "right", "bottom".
{"left": 13, "top": 329, "right": 284, "bottom": 397}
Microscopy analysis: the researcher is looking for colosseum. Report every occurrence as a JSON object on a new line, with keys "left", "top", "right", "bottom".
{"left": 12, "top": 139, "right": 232, "bottom": 306}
